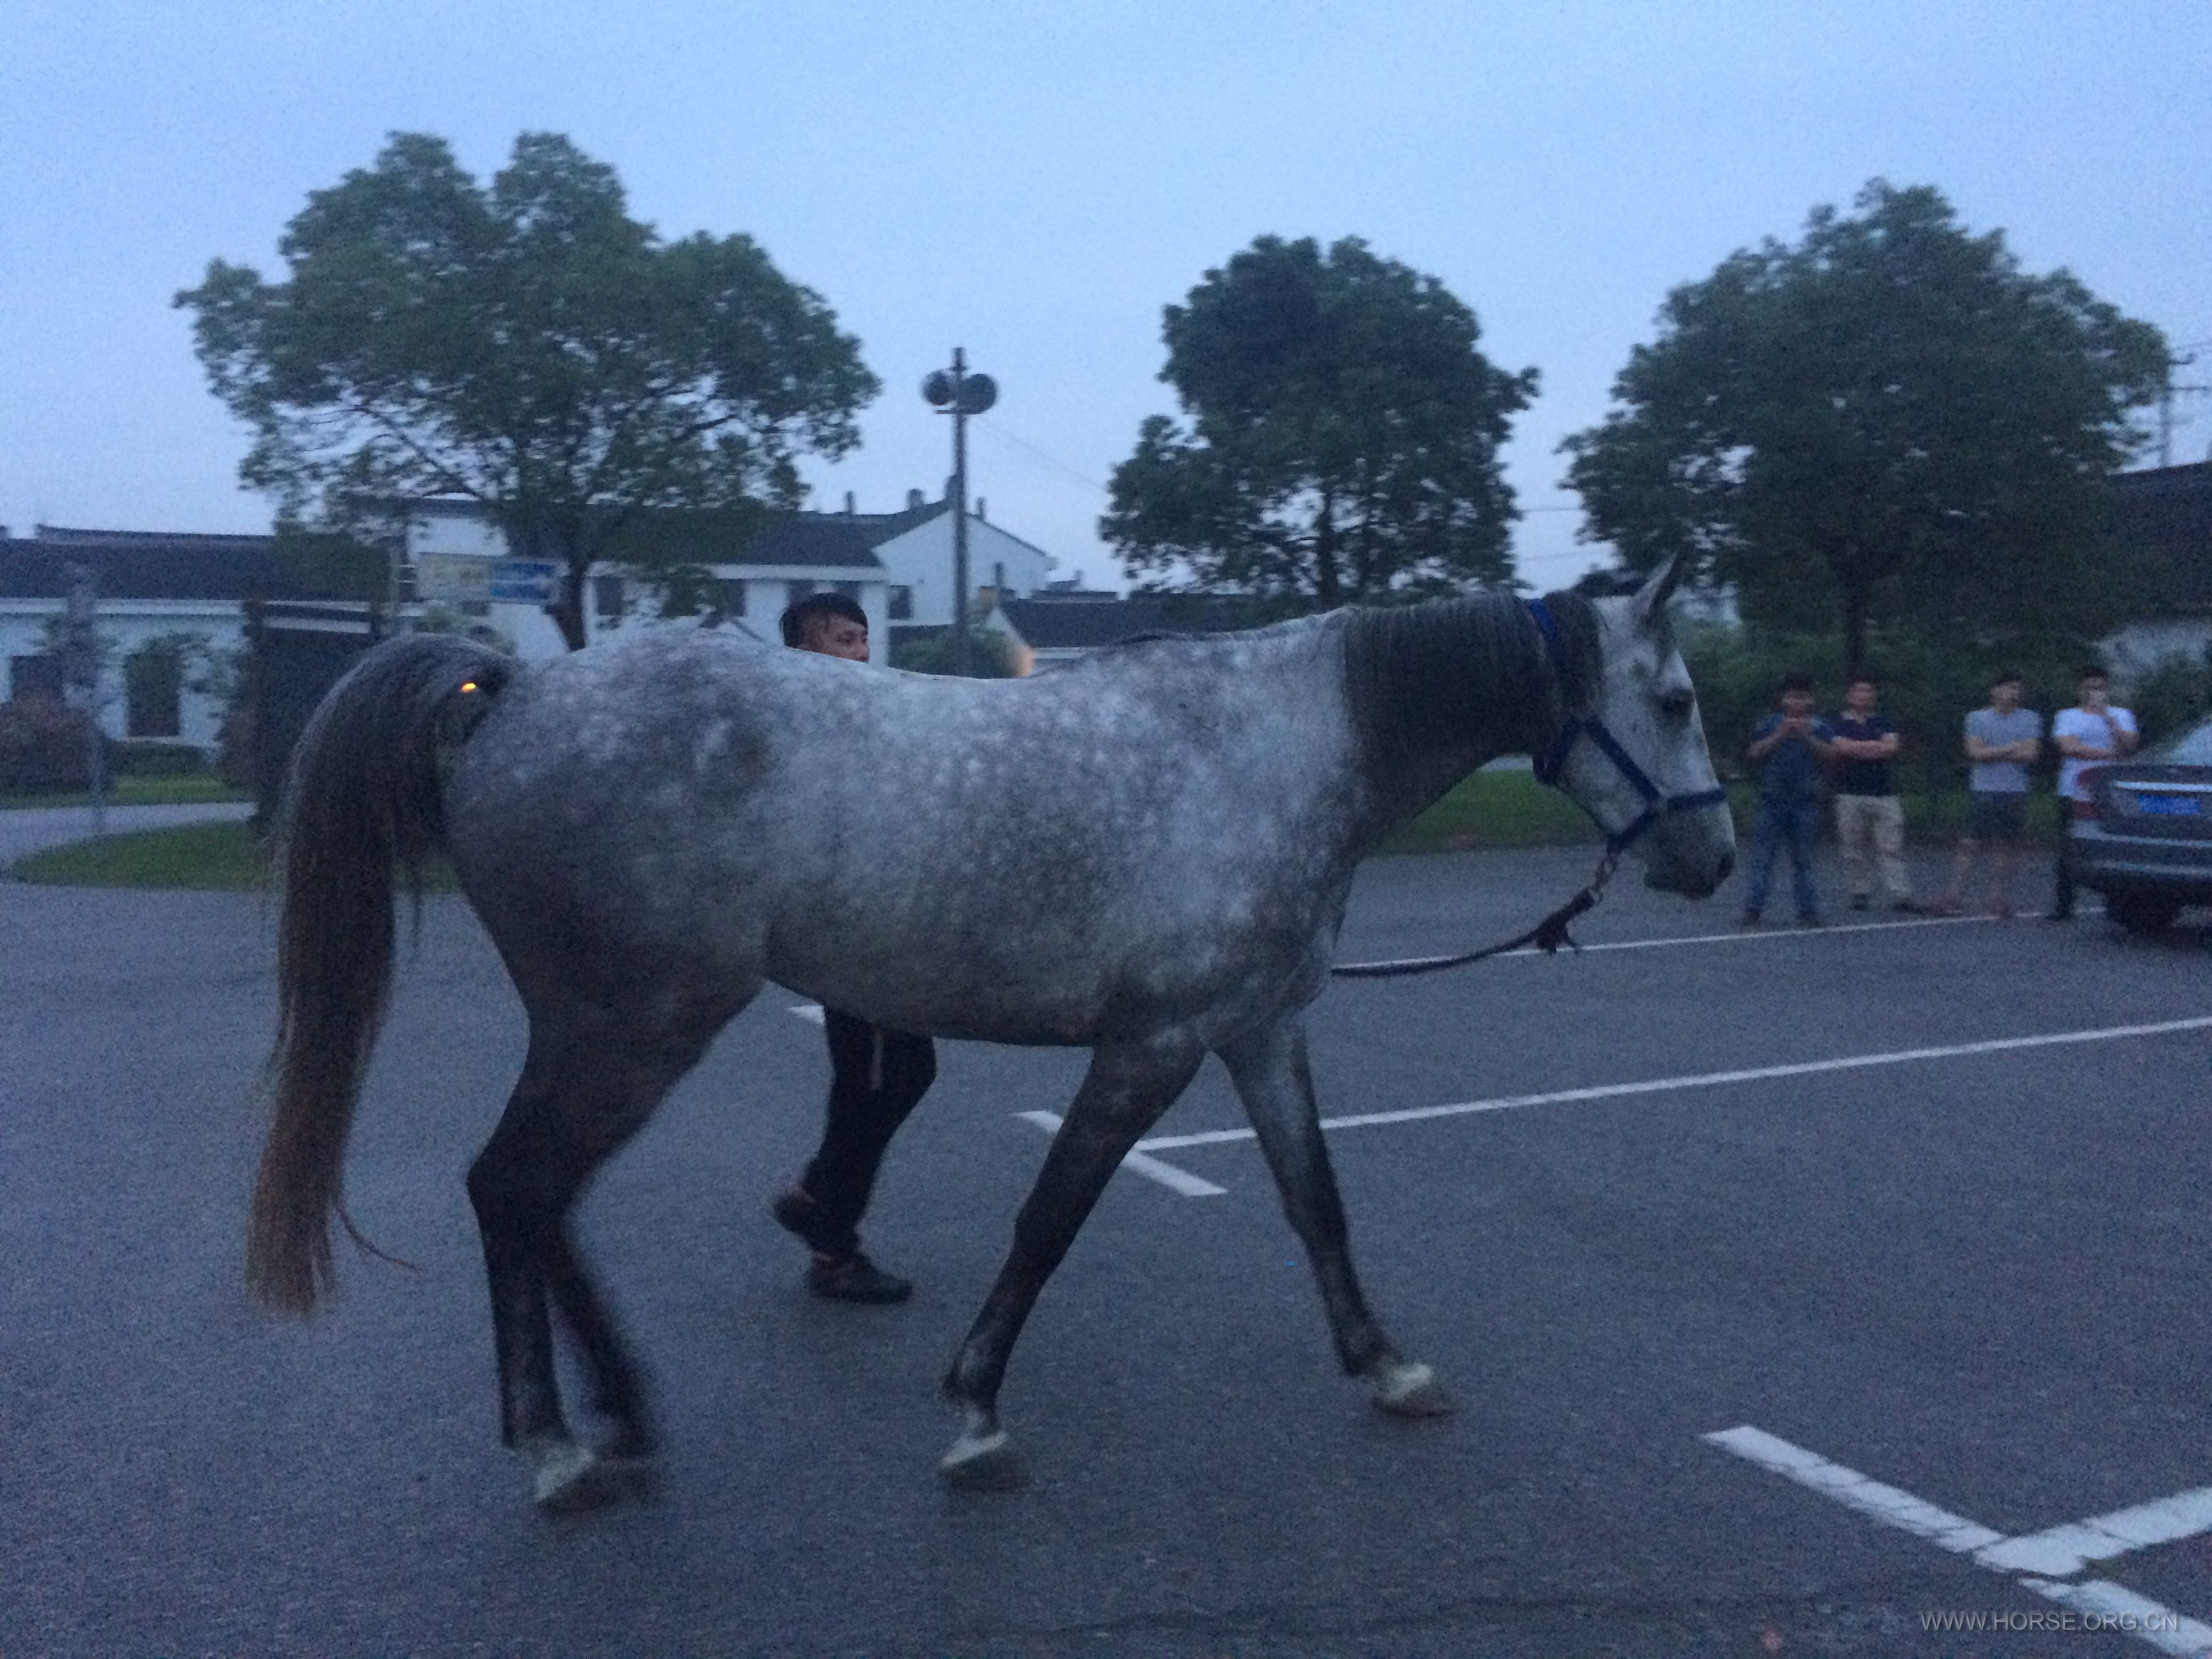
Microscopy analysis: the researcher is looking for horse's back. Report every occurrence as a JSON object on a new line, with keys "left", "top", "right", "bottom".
{"left": 443, "top": 622, "right": 1363, "bottom": 1042}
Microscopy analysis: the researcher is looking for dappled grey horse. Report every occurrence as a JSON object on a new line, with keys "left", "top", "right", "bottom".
{"left": 249, "top": 557, "right": 1734, "bottom": 1509}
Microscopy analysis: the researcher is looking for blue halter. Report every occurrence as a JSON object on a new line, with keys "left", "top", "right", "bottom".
{"left": 1524, "top": 598, "right": 1729, "bottom": 856}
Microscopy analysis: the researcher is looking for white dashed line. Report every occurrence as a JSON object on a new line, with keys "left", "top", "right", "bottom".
{"left": 1335, "top": 904, "right": 2096, "bottom": 975}
{"left": 1015, "top": 1111, "right": 1227, "bottom": 1197}
{"left": 1132, "top": 1015, "right": 2212, "bottom": 1155}
{"left": 1706, "top": 1425, "right": 2212, "bottom": 1656}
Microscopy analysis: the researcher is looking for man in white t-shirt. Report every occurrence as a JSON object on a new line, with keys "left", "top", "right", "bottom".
{"left": 2049, "top": 663, "right": 2139, "bottom": 921}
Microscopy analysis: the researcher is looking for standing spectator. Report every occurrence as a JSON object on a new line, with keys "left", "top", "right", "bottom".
{"left": 1931, "top": 671, "right": 2042, "bottom": 917}
{"left": 2047, "top": 663, "right": 2139, "bottom": 921}
{"left": 1739, "top": 673, "right": 1835, "bottom": 928}
{"left": 1829, "top": 674, "right": 1921, "bottom": 914}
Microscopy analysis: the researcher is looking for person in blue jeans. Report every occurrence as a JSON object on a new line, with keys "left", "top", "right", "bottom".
{"left": 1739, "top": 673, "right": 1835, "bottom": 928}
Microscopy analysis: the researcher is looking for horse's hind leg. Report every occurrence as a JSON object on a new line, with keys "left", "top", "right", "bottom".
{"left": 1217, "top": 1016, "right": 1453, "bottom": 1418}
{"left": 941, "top": 1029, "right": 1205, "bottom": 1489}
{"left": 468, "top": 995, "right": 739, "bottom": 1511}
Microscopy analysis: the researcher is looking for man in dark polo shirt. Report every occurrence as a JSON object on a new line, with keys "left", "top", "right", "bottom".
{"left": 1740, "top": 672, "right": 1835, "bottom": 928}
{"left": 1830, "top": 674, "right": 1921, "bottom": 913}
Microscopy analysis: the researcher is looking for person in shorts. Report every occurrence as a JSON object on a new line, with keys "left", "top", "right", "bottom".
{"left": 1738, "top": 673, "right": 1835, "bottom": 928}
{"left": 2047, "top": 663, "right": 2138, "bottom": 921}
{"left": 1932, "top": 671, "right": 2041, "bottom": 917}
{"left": 768, "top": 591, "right": 935, "bottom": 1303}
{"left": 1829, "top": 673, "right": 1920, "bottom": 913}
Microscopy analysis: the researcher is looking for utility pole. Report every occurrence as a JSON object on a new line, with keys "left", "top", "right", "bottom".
{"left": 922, "top": 349, "right": 998, "bottom": 676}
{"left": 61, "top": 562, "right": 108, "bottom": 835}
{"left": 2158, "top": 343, "right": 2210, "bottom": 469}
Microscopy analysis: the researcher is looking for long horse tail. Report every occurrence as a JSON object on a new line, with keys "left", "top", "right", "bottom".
{"left": 247, "top": 632, "right": 515, "bottom": 1314}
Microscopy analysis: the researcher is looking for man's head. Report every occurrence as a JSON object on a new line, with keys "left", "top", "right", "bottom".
{"left": 1990, "top": 670, "right": 2024, "bottom": 712}
{"left": 2076, "top": 664, "right": 2110, "bottom": 708}
{"left": 1843, "top": 674, "right": 1879, "bottom": 715}
{"left": 781, "top": 592, "right": 869, "bottom": 662}
{"left": 1778, "top": 672, "right": 1816, "bottom": 718}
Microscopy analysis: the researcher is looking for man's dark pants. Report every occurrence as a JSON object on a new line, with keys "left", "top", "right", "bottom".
{"left": 1743, "top": 797, "right": 1822, "bottom": 920}
{"left": 790, "top": 1009, "right": 937, "bottom": 1258}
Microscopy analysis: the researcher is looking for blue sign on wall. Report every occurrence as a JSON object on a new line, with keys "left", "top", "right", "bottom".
{"left": 487, "top": 560, "right": 560, "bottom": 604}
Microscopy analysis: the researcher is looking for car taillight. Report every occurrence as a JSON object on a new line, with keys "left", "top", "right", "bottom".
{"left": 2074, "top": 794, "right": 2100, "bottom": 820}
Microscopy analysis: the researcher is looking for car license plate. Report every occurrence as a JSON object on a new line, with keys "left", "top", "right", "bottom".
{"left": 2135, "top": 794, "right": 2200, "bottom": 816}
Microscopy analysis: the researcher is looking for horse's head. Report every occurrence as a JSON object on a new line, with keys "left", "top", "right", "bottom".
{"left": 1542, "top": 557, "right": 1736, "bottom": 899}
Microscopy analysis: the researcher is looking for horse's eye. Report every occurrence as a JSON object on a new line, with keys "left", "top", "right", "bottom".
{"left": 1660, "top": 690, "right": 1696, "bottom": 721}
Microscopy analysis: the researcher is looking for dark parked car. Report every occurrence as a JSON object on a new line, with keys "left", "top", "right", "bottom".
{"left": 2066, "top": 714, "right": 2212, "bottom": 933}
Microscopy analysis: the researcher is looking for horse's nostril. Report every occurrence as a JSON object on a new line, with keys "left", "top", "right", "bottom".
{"left": 1715, "top": 851, "right": 1735, "bottom": 884}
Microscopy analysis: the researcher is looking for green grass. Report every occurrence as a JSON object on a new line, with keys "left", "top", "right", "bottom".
{"left": 12, "top": 820, "right": 464, "bottom": 892}
{"left": 1382, "top": 769, "right": 1601, "bottom": 854}
{"left": 0, "top": 775, "right": 248, "bottom": 810}
{"left": 8, "top": 770, "right": 2071, "bottom": 888}
{"left": 13, "top": 820, "right": 272, "bottom": 888}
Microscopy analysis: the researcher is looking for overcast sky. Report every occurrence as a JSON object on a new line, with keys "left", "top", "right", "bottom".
{"left": 3, "top": 1, "right": 2207, "bottom": 592}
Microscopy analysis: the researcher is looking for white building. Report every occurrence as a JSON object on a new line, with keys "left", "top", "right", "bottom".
{"left": 0, "top": 526, "right": 281, "bottom": 750}
{"left": 401, "top": 497, "right": 898, "bottom": 656}
{"left": 840, "top": 489, "right": 1057, "bottom": 627}
{"left": 401, "top": 487, "right": 1058, "bottom": 654}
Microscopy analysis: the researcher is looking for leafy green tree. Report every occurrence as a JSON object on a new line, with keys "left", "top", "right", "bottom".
{"left": 1563, "top": 182, "right": 2168, "bottom": 672}
{"left": 178, "top": 131, "right": 880, "bottom": 649}
{"left": 890, "top": 625, "right": 1018, "bottom": 678}
{"left": 1103, "top": 235, "right": 1536, "bottom": 607}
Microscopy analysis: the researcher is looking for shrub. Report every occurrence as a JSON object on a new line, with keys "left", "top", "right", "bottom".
{"left": 116, "top": 740, "right": 215, "bottom": 777}
{"left": 0, "top": 699, "right": 119, "bottom": 794}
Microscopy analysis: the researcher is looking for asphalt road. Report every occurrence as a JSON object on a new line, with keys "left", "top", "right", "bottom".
{"left": 5, "top": 845, "right": 2209, "bottom": 1657}
{"left": 0, "top": 800, "right": 255, "bottom": 869}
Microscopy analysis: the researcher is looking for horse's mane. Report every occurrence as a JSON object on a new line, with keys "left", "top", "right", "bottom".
{"left": 1340, "top": 589, "right": 1601, "bottom": 772}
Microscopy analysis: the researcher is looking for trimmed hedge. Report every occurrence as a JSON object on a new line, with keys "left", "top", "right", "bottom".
{"left": 0, "top": 699, "right": 118, "bottom": 794}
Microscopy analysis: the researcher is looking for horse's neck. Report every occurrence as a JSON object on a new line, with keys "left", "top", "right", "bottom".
{"left": 1336, "top": 598, "right": 1554, "bottom": 844}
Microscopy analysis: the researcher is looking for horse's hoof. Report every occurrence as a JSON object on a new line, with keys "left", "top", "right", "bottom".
{"left": 531, "top": 1442, "right": 627, "bottom": 1513}
{"left": 939, "top": 1427, "right": 1023, "bottom": 1491}
{"left": 1370, "top": 1359, "right": 1455, "bottom": 1418}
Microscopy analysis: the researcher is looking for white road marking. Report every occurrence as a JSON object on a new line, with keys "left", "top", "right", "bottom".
{"left": 1702, "top": 1425, "right": 2003, "bottom": 1553}
{"left": 1335, "top": 905, "right": 2097, "bottom": 975}
{"left": 1978, "top": 1486, "right": 2212, "bottom": 1576}
{"left": 790, "top": 1004, "right": 825, "bottom": 1025}
{"left": 2018, "top": 1578, "right": 2212, "bottom": 1658}
{"left": 1132, "top": 1015, "right": 2212, "bottom": 1154}
{"left": 1707, "top": 1426, "right": 2212, "bottom": 1656}
{"left": 1015, "top": 1111, "right": 1227, "bottom": 1197}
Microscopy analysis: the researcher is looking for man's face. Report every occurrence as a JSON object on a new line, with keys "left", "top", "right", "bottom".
{"left": 2078, "top": 674, "right": 2109, "bottom": 710}
{"left": 1843, "top": 680, "right": 1877, "bottom": 715}
{"left": 802, "top": 616, "right": 870, "bottom": 663}
{"left": 1992, "top": 680, "right": 2022, "bottom": 712}
{"left": 1780, "top": 689, "right": 1814, "bottom": 718}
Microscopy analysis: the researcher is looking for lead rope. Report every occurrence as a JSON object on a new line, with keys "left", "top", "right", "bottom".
{"left": 1330, "top": 845, "right": 1622, "bottom": 979}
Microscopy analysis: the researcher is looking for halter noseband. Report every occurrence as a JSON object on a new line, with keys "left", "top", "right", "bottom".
{"left": 1524, "top": 598, "right": 1728, "bottom": 857}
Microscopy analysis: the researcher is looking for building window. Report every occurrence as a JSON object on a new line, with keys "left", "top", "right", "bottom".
{"left": 593, "top": 575, "right": 625, "bottom": 621}
{"left": 888, "top": 586, "right": 914, "bottom": 621}
{"left": 785, "top": 579, "right": 816, "bottom": 606}
{"left": 718, "top": 579, "right": 747, "bottom": 619}
{"left": 123, "top": 643, "right": 183, "bottom": 738}
{"left": 834, "top": 581, "right": 864, "bottom": 602}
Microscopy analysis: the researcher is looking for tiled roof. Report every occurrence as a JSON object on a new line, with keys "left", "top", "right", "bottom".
{"left": 2114, "top": 464, "right": 2212, "bottom": 615}
{"left": 999, "top": 595, "right": 1267, "bottom": 651}
{"left": 0, "top": 527, "right": 303, "bottom": 601}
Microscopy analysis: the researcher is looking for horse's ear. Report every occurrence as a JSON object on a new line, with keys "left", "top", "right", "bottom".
{"left": 1634, "top": 554, "right": 1687, "bottom": 626}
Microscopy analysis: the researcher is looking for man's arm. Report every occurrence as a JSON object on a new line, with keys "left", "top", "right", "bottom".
{"left": 1747, "top": 718, "right": 1785, "bottom": 762}
{"left": 2054, "top": 711, "right": 2124, "bottom": 761}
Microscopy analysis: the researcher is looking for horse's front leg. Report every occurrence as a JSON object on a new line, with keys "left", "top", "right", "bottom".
{"left": 941, "top": 1029, "right": 1206, "bottom": 1489}
{"left": 1216, "top": 1015, "right": 1453, "bottom": 1419}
